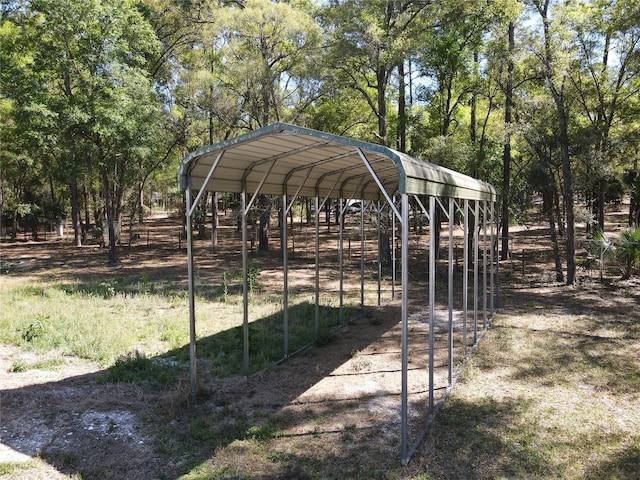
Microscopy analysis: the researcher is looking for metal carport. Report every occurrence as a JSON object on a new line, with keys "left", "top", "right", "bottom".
{"left": 177, "top": 122, "right": 498, "bottom": 464}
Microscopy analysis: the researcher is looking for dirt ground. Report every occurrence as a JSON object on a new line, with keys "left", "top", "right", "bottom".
{"left": 0, "top": 208, "right": 637, "bottom": 479}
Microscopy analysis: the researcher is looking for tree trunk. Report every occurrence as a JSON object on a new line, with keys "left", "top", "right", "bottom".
{"left": 101, "top": 166, "right": 118, "bottom": 265}
{"left": 211, "top": 192, "right": 218, "bottom": 253}
{"left": 556, "top": 102, "right": 576, "bottom": 284}
{"left": 543, "top": 187, "right": 564, "bottom": 282}
{"left": 69, "top": 181, "right": 82, "bottom": 247}
{"left": 258, "top": 196, "right": 272, "bottom": 251}
{"left": 597, "top": 178, "right": 605, "bottom": 231}
{"left": 539, "top": 0, "right": 575, "bottom": 284}
{"left": 501, "top": 21, "right": 514, "bottom": 260}
{"left": 376, "top": 66, "right": 388, "bottom": 146}
{"left": 397, "top": 61, "right": 406, "bottom": 153}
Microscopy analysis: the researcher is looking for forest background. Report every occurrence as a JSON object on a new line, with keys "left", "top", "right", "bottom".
{"left": 1, "top": 0, "right": 640, "bottom": 282}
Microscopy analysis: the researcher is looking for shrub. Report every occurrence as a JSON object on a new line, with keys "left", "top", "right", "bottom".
{"left": 617, "top": 227, "right": 640, "bottom": 279}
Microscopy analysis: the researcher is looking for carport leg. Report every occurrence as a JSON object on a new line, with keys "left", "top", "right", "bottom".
{"left": 473, "top": 201, "right": 479, "bottom": 345}
{"left": 377, "top": 201, "right": 382, "bottom": 306}
{"left": 401, "top": 194, "right": 409, "bottom": 465}
{"left": 360, "top": 200, "right": 365, "bottom": 310}
{"left": 315, "top": 195, "right": 320, "bottom": 339}
{"left": 283, "top": 193, "right": 289, "bottom": 358}
{"left": 490, "top": 201, "right": 496, "bottom": 319}
{"left": 392, "top": 195, "right": 396, "bottom": 300}
{"left": 339, "top": 198, "right": 344, "bottom": 326}
{"left": 448, "top": 198, "right": 454, "bottom": 386}
{"left": 186, "top": 182, "right": 197, "bottom": 401}
{"left": 463, "top": 199, "right": 469, "bottom": 353}
{"left": 483, "top": 200, "right": 488, "bottom": 329}
{"left": 428, "top": 196, "right": 436, "bottom": 413}
{"left": 242, "top": 188, "right": 249, "bottom": 378}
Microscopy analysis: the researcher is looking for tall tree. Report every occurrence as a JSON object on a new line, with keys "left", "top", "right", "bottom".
{"left": 0, "top": 0, "right": 161, "bottom": 263}
{"left": 568, "top": 0, "right": 640, "bottom": 231}
{"left": 501, "top": 21, "right": 515, "bottom": 259}
{"left": 527, "top": 0, "right": 578, "bottom": 284}
{"left": 321, "top": 0, "right": 430, "bottom": 145}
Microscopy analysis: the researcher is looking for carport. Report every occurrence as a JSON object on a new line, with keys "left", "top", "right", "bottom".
{"left": 177, "top": 122, "right": 498, "bottom": 464}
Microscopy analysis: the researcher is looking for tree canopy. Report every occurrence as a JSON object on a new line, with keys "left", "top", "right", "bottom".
{"left": 1, "top": 0, "right": 639, "bottom": 281}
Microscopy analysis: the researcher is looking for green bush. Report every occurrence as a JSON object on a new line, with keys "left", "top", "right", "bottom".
{"left": 617, "top": 228, "right": 640, "bottom": 279}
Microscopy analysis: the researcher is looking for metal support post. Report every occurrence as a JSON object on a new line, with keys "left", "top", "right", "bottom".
{"left": 400, "top": 194, "right": 409, "bottom": 465}
{"left": 339, "top": 198, "right": 344, "bottom": 325}
{"left": 463, "top": 199, "right": 469, "bottom": 353}
{"left": 377, "top": 201, "right": 382, "bottom": 306}
{"left": 448, "top": 198, "right": 454, "bottom": 386}
{"left": 360, "top": 201, "right": 365, "bottom": 310}
{"left": 242, "top": 188, "right": 250, "bottom": 378}
{"left": 473, "top": 200, "right": 479, "bottom": 345}
{"left": 186, "top": 182, "right": 197, "bottom": 401}
{"left": 315, "top": 195, "right": 320, "bottom": 339}
{"left": 392, "top": 195, "right": 397, "bottom": 300}
{"left": 490, "top": 201, "right": 496, "bottom": 319}
{"left": 282, "top": 193, "right": 289, "bottom": 358}
{"left": 483, "top": 200, "right": 488, "bottom": 329}
{"left": 428, "top": 196, "right": 436, "bottom": 414}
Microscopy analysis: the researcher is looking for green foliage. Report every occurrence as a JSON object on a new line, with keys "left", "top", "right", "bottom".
{"left": 10, "top": 357, "right": 64, "bottom": 372}
{"left": 108, "top": 350, "right": 181, "bottom": 389}
{"left": 617, "top": 228, "right": 640, "bottom": 279}
{"left": 22, "top": 314, "right": 49, "bottom": 342}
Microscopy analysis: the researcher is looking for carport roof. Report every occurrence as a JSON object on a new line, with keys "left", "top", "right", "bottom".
{"left": 178, "top": 122, "right": 496, "bottom": 202}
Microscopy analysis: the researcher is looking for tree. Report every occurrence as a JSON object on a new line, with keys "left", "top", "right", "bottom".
{"left": 1, "top": 0, "right": 161, "bottom": 263}
{"left": 320, "top": 0, "right": 430, "bottom": 145}
{"left": 217, "top": 0, "right": 322, "bottom": 129}
{"left": 568, "top": 0, "right": 640, "bottom": 231}
{"left": 526, "top": 0, "right": 578, "bottom": 284}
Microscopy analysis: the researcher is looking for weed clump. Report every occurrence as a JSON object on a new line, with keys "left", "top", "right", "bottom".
{"left": 108, "top": 350, "right": 181, "bottom": 389}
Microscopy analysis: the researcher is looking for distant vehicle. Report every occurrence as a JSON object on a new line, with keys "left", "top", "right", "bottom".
{"left": 345, "top": 201, "right": 361, "bottom": 214}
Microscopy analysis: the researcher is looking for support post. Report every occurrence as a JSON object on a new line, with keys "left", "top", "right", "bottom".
{"left": 400, "top": 194, "right": 409, "bottom": 465}
{"left": 490, "top": 201, "right": 496, "bottom": 319}
{"left": 428, "top": 196, "right": 436, "bottom": 414}
{"left": 392, "top": 195, "right": 397, "bottom": 300}
{"left": 315, "top": 195, "right": 320, "bottom": 339}
{"left": 186, "top": 182, "right": 197, "bottom": 402}
{"left": 360, "top": 200, "right": 365, "bottom": 310}
{"left": 448, "top": 197, "right": 454, "bottom": 386}
{"left": 483, "top": 200, "right": 488, "bottom": 329}
{"left": 473, "top": 201, "right": 479, "bottom": 345}
{"left": 339, "top": 198, "right": 344, "bottom": 325}
{"left": 463, "top": 199, "right": 469, "bottom": 353}
{"left": 377, "top": 201, "right": 382, "bottom": 305}
{"left": 242, "top": 188, "right": 249, "bottom": 378}
{"left": 282, "top": 193, "right": 289, "bottom": 358}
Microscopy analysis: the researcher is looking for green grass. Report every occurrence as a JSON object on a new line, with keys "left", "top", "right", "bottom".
{"left": 0, "top": 274, "right": 354, "bottom": 378}
{"left": 2, "top": 260, "right": 639, "bottom": 479}
{"left": 419, "top": 307, "right": 640, "bottom": 479}
{"left": 10, "top": 357, "right": 65, "bottom": 372}
{"left": 0, "top": 277, "right": 191, "bottom": 365}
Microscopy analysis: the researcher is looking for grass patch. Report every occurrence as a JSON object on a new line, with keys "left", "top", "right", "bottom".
{"left": 10, "top": 357, "right": 65, "bottom": 372}
{"left": 108, "top": 350, "right": 181, "bottom": 389}
{"left": 169, "top": 300, "right": 356, "bottom": 376}
{"left": 420, "top": 307, "right": 640, "bottom": 479}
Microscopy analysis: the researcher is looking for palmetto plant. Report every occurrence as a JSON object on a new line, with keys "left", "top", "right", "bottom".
{"left": 586, "top": 229, "right": 615, "bottom": 281}
{"left": 617, "top": 228, "right": 640, "bottom": 279}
